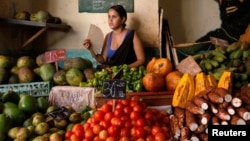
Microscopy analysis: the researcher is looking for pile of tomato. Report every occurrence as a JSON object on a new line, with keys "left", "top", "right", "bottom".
{"left": 64, "top": 96, "right": 171, "bottom": 141}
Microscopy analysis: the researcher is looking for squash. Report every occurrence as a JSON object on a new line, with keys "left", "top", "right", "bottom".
{"left": 194, "top": 72, "right": 208, "bottom": 96}
{"left": 172, "top": 73, "right": 195, "bottom": 108}
{"left": 165, "top": 70, "right": 183, "bottom": 91}
{"left": 217, "top": 71, "right": 232, "bottom": 94}
{"left": 206, "top": 74, "right": 218, "bottom": 87}
{"left": 146, "top": 57, "right": 173, "bottom": 77}
{"left": 142, "top": 72, "right": 165, "bottom": 92}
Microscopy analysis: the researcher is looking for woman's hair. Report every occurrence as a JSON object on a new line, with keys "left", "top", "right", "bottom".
{"left": 109, "top": 5, "right": 127, "bottom": 27}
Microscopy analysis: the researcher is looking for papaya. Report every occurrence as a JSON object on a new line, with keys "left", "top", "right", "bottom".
{"left": 18, "top": 94, "right": 38, "bottom": 116}
{"left": 217, "top": 71, "right": 232, "bottom": 94}
{"left": 63, "top": 57, "right": 93, "bottom": 71}
{"left": 194, "top": 72, "right": 208, "bottom": 96}
{"left": 38, "top": 63, "right": 56, "bottom": 81}
{"left": 66, "top": 68, "right": 84, "bottom": 86}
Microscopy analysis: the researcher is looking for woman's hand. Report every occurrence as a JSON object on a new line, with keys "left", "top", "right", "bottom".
{"left": 83, "top": 38, "right": 91, "bottom": 49}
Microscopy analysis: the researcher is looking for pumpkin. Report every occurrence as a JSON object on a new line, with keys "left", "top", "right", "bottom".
{"left": 146, "top": 57, "right": 173, "bottom": 77}
{"left": 165, "top": 70, "right": 183, "bottom": 91}
{"left": 142, "top": 72, "right": 165, "bottom": 92}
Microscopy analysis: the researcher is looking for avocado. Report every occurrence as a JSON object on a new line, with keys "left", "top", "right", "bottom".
{"left": 18, "top": 95, "right": 38, "bottom": 116}
{"left": 1, "top": 90, "right": 20, "bottom": 104}
{"left": 3, "top": 106, "right": 26, "bottom": 126}
{"left": 36, "top": 97, "right": 49, "bottom": 113}
{"left": 0, "top": 114, "right": 12, "bottom": 134}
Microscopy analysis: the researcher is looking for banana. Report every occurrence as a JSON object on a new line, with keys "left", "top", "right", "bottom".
{"left": 215, "top": 45, "right": 227, "bottom": 54}
{"left": 229, "top": 48, "right": 243, "bottom": 59}
{"left": 212, "top": 56, "right": 225, "bottom": 63}
{"left": 199, "top": 59, "right": 206, "bottom": 72}
{"left": 226, "top": 41, "right": 241, "bottom": 53}
{"left": 243, "top": 49, "right": 250, "bottom": 60}
{"left": 210, "top": 50, "right": 227, "bottom": 59}
{"left": 204, "top": 60, "right": 213, "bottom": 71}
{"left": 206, "top": 59, "right": 219, "bottom": 68}
{"left": 192, "top": 53, "right": 203, "bottom": 61}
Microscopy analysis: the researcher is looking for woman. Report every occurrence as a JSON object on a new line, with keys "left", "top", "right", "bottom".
{"left": 83, "top": 5, "right": 145, "bottom": 68}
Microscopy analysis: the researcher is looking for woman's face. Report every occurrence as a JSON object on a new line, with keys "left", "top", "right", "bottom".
{"left": 108, "top": 9, "right": 125, "bottom": 30}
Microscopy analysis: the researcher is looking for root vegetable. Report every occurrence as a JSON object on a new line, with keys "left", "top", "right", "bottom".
{"left": 207, "top": 92, "right": 224, "bottom": 104}
{"left": 215, "top": 108, "right": 231, "bottom": 121}
{"left": 210, "top": 103, "right": 218, "bottom": 114}
{"left": 199, "top": 112, "right": 211, "bottom": 125}
{"left": 199, "top": 133, "right": 208, "bottom": 141}
{"left": 221, "top": 121, "right": 228, "bottom": 125}
{"left": 180, "top": 127, "right": 190, "bottom": 141}
{"left": 170, "top": 115, "right": 181, "bottom": 140}
{"left": 227, "top": 105, "right": 235, "bottom": 115}
{"left": 190, "top": 134, "right": 200, "bottom": 141}
{"left": 218, "top": 101, "right": 229, "bottom": 109}
{"left": 230, "top": 115, "right": 247, "bottom": 125}
{"left": 215, "top": 87, "right": 232, "bottom": 102}
{"left": 194, "top": 124, "right": 206, "bottom": 134}
{"left": 211, "top": 116, "right": 220, "bottom": 125}
{"left": 185, "top": 101, "right": 205, "bottom": 115}
{"left": 193, "top": 96, "right": 208, "bottom": 110}
{"left": 231, "top": 97, "right": 242, "bottom": 108}
{"left": 185, "top": 110, "right": 198, "bottom": 131}
{"left": 174, "top": 107, "right": 185, "bottom": 128}
{"left": 236, "top": 107, "right": 250, "bottom": 120}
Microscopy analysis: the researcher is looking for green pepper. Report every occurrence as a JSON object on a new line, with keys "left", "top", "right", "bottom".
{"left": 133, "top": 80, "right": 143, "bottom": 92}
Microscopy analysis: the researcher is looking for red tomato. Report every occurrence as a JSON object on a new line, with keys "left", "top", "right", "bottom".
{"left": 144, "top": 125, "right": 152, "bottom": 134}
{"left": 130, "top": 111, "right": 140, "bottom": 120}
{"left": 119, "top": 136, "right": 130, "bottom": 141}
{"left": 154, "top": 132, "right": 166, "bottom": 141}
{"left": 115, "top": 102, "right": 124, "bottom": 110}
{"left": 64, "top": 130, "right": 73, "bottom": 139}
{"left": 72, "top": 123, "right": 83, "bottom": 133}
{"left": 94, "top": 110, "right": 105, "bottom": 122}
{"left": 106, "top": 136, "right": 116, "bottom": 141}
{"left": 151, "top": 126, "right": 163, "bottom": 136}
{"left": 114, "top": 108, "right": 124, "bottom": 117}
{"left": 146, "top": 134, "right": 155, "bottom": 141}
{"left": 124, "top": 121, "right": 132, "bottom": 128}
{"left": 131, "top": 95, "right": 140, "bottom": 101}
{"left": 71, "top": 123, "right": 84, "bottom": 139}
{"left": 137, "top": 138, "right": 146, "bottom": 141}
{"left": 70, "top": 134, "right": 81, "bottom": 141}
{"left": 130, "top": 100, "right": 139, "bottom": 107}
{"left": 98, "top": 129, "right": 108, "bottom": 140}
{"left": 99, "top": 120, "right": 110, "bottom": 129}
{"left": 120, "top": 99, "right": 130, "bottom": 106}
{"left": 111, "top": 117, "right": 124, "bottom": 127}
{"left": 82, "top": 138, "right": 92, "bottom": 141}
{"left": 74, "top": 128, "right": 84, "bottom": 139}
{"left": 104, "top": 112, "right": 114, "bottom": 121}
{"left": 93, "top": 136, "right": 102, "bottom": 141}
{"left": 136, "top": 118, "right": 146, "bottom": 127}
{"left": 123, "top": 106, "right": 133, "bottom": 115}
{"left": 130, "top": 127, "right": 136, "bottom": 137}
{"left": 92, "top": 124, "right": 103, "bottom": 135}
{"left": 163, "top": 116, "right": 170, "bottom": 124}
{"left": 84, "top": 128, "right": 94, "bottom": 139}
{"left": 101, "top": 103, "right": 112, "bottom": 113}
{"left": 144, "top": 112, "right": 154, "bottom": 121}
{"left": 83, "top": 123, "right": 91, "bottom": 131}
{"left": 120, "top": 127, "right": 130, "bottom": 137}
{"left": 135, "top": 127, "right": 146, "bottom": 138}
{"left": 120, "top": 115, "right": 130, "bottom": 121}
{"left": 133, "top": 104, "right": 143, "bottom": 112}
{"left": 108, "top": 125, "right": 120, "bottom": 137}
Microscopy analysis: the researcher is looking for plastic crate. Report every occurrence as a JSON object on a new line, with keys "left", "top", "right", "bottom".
{"left": 0, "top": 82, "right": 52, "bottom": 97}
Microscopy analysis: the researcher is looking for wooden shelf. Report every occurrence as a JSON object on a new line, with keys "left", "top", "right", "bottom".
{"left": 0, "top": 18, "right": 71, "bottom": 48}
{"left": 95, "top": 91, "right": 174, "bottom": 108}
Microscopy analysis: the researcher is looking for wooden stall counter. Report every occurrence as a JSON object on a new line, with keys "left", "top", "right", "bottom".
{"left": 95, "top": 91, "right": 174, "bottom": 108}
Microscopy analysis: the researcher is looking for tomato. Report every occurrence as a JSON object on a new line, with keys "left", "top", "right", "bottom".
{"left": 71, "top": 123, "right": 84, "bottom": 139}
{"left": 130, "top": 111, "right": 140, "bottom": 120}
{"left": 64, "top": 130, "right": 73, "bottom": 139}
{"left": 130, "top": 127, "right": 136, "bottom": 137}
{"left": 144, "top": 112, "right": 154, "bottom": 121}
{"left": 70, "top": 134, "right": 81, "bottom": 141}
{"left": 92, "top": 124, "right": 103, "bottom": 135}
{"left": 84, "top": 128, "right": 94, "bottom": 139}
{"left": 120, "top": 115, "right": 130, "bottom": 121}
{"left": 72, "top": 123, "right": 83, "bottom": 133}
{"left": 136, "top": 118, "right": 146, "bottom": 127}
{"left": 133, "top": 104, "right": 143, "bottom": 112}
{"left": 123, "top": 106, "right": 133, "bottom": 115}
{"left": 108, "top": 125, "right": 120, "bottom": 137}
{"left": 120, "top": 99, "right": 130, "bottom": 106}
{"left": 99, "top": 120, "right": 110, "bottom": 129}
{"left": 146, "top": 134, "right": 155, "bottom": 141}
{"left": 101, "top": 103, "right": 112, "bottom": 113}
{"left": 151, "top": 126, "right": 163, "bottom": 136}
{"left": 131, "top": 95, "right": 140, "bottom": 101}
{"left": 93, "top": 136, "right": 102, "bottom": 141}
{"left": 94, "top": 110, "right": 105, "bottom": 122}
{"left": 135, "top": 127, "right": 146, "bottom": 138}
{"left": 144, "top": 125, "right": 152, "bottom": 134}
{"left": 106, "top": 136, "right": 116, "bottom": 141}
{"left": 124, "top": 121, "right": 132, "bottom": 128}
{"left": 130, "top": 100, "right": 139, "bottom": 107}
{"left": 119, "top": 136, "right": 130, "bottom": 141}
{"left": 137, "top": 138, "right": 146, "bottom": 141}
{"left": 83, "top": 123, "right": 91, "bottom": 130}
{"left": 98, "top": 129, "right": 108, "bottom": 140}
{"left": 154, "top": 132, "right": 166, "bottom": 141}
{"left": 163, "top": 116, "right": 170, "bottom": 125}
{"left": 161, "top": 127, "right": 171, "bottom": 140}
{"left": 115, "top": 102, "right": 124, "bottom": 110}
{"left": 82, "top": 138, "right": 92, "bottom": 141}
{"left": 114, "top": 108, "right": 124, "bottom": 117}
{"left": 104, "top": 112, "right": 114, "bottom": 121}
{"left": 111, "top": 117, "right": 124, "bottom": 127}
{"left": 74, "top": 128, "right": 84, "bottom": 139}
{"left": 120, "top": 127, "right": 130, "bottom": 137}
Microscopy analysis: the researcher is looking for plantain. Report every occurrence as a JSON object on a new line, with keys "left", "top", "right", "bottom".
{"left": 199, "top": 59, "right": 206, "bottom": 72}
{"left": 229, "top": 48, "right": 243, "bottom": 59}
{"left": 192, "top": 53, "right": 204, "bottom": 61}
{"left": 210, "top": 50, "right": 227, "bottom": 59}
{"left": 215, "top": 45, "right": 227, "bottom": 54}
{"left": 206, "top": 59, "right": 219, "bottom": 68}
{"left": 204, "top": 60, "right": 213, "bottom": 71}
{"left": 226, "top": 41, "right": 242, "bottom": 53}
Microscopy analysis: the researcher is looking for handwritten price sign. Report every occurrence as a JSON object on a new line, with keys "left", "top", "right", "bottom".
{"left": 45, "top": 49, "right": 66, "bottom": 63}
{"left": 103, "top": 79, "right": 126, "bottom": 99}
